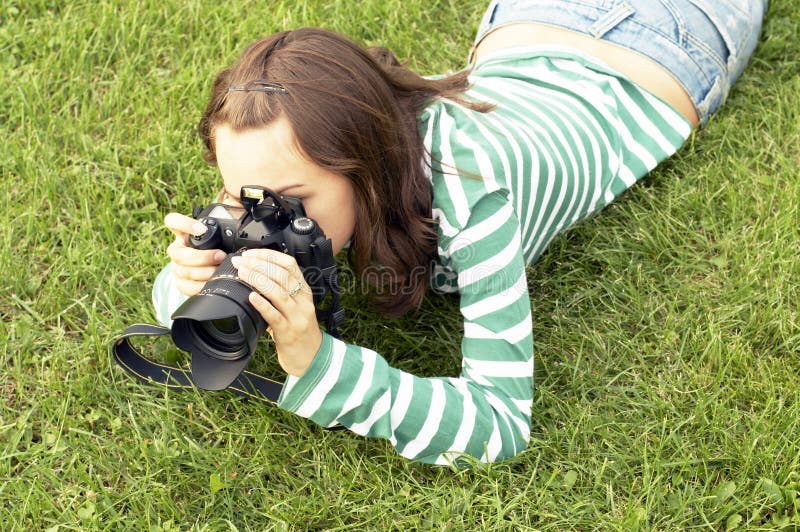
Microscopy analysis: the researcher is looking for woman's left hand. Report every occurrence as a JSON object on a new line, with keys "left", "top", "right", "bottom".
{"left": 231, "top": 249, "right": 322, "bottom": 377}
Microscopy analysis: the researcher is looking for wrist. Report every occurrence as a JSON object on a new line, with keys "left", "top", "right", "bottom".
{"left": 277, "top": 331, "right": 335, "bottom": 410}
{"left": 281, "top": 327, "right": 324, "bottom": 377}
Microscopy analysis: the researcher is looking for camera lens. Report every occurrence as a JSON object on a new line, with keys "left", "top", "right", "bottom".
{"left": 209, "top": 317, "right": 240, "bottom": 335}
{"left": 170, "top": 251, "right": 266, "bottom": 390}
{"left": 195, "top": 319, "right": 246, "bottom": 353}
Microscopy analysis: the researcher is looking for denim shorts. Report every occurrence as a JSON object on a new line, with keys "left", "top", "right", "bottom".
{"left": 474, "top": 0, "right": 767, "bottom": 124}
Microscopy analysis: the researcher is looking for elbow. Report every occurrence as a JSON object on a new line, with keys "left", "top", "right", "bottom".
{"left": 414, "top": 412, "right": 531, "bottom": 467}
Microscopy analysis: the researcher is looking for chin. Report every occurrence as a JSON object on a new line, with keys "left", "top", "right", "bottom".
{"left": 332, "top": 239, "right": 352, "bottom": 256}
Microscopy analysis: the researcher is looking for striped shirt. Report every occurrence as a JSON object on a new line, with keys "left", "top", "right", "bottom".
{"left": 153, "top": 46, "right": 691, "bottom": 466}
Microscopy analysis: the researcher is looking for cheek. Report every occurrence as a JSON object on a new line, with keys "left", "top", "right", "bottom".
{"left": 305, "top": 200, "right": 355, "bottom": 249}
{"left": 299, "top": 199, "right": 330, "bottom": 235}
{"left": 330, "top": 192, "right": 357, "bottom": 238}
{"left": 311, "top": 209, "right": 343, "bottom": 239}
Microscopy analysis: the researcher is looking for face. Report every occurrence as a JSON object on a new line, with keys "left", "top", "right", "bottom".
{"left": 213, "top": 117, "right": 357, "bottom": 255}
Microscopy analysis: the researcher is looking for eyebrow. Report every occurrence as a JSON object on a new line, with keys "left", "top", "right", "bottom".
{"left": 223, "top": 184, "right": 303, "bottom": 202}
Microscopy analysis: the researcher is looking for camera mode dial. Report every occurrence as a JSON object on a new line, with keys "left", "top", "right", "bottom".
{"left": 291, "top": 217, "right": 315, "bottom": 235}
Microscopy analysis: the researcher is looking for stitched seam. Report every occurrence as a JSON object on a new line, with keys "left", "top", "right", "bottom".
{"left": 659, "top": 0, "right": 687, "bottom": 47}
{"left": 685, "top": 32, "right": 727, "bottom": 72}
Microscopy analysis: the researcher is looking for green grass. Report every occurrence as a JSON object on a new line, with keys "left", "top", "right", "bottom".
{"left": 1, "top": 0, "right": 798, "bottom": 529}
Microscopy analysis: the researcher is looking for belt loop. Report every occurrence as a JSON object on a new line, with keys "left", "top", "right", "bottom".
{"left": 589, "top": 2, "right": 635, "bottom": 39}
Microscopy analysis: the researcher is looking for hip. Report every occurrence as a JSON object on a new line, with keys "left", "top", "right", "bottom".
{"left": 471, "top": 0, "right": 767, "bottom": 126}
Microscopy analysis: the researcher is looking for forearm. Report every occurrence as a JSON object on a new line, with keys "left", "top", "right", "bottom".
{"left": 278, "top": 331, "right": 533, "bottom": 466}
{"left": 151, "top": 263, "right": 188, "bottom": 327}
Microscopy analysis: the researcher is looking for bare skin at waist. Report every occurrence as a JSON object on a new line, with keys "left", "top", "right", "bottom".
{"left": 472, "top": 22, "right": 699, "bottom": 127}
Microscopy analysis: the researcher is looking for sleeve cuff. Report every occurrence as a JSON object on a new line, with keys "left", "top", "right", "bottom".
{"left": 276, "top": 330, "right": 334, "bottom": 412}
{"left": 152, "top": 263, "right": 188, "bottom": 328}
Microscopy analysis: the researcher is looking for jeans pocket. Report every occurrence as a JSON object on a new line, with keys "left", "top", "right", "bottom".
{"left": 685, "top": 0, "right": 750, "bottom": 65}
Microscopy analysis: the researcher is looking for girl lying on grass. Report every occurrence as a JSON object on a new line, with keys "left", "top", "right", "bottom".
{"left": 153, "top": 1, "right": 767, "bottom": 465}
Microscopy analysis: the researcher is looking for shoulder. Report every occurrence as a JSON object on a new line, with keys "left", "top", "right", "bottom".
{"left": 419, "top": 96, "right": 511, "bottom": 232}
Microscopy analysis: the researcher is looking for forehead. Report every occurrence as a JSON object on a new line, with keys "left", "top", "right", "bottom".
{"left": 214, "top": 119, "right": 310, "bottom": 196}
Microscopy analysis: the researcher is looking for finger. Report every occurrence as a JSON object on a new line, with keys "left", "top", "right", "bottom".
{"left": 171, "top": 263, "right": 219, "bottom": 282}
{"left": 249, "top": 292, "right": 286, "bottom": 330}
{"left": 168, "top": 240, "right": 226, "bottom": 267}
{"left": 241, "top": 248, "right": 305, "bottom": 284}
{"left": 175, "top": 278, "right": 206, "bottom": 297}
{"left": 238, "top": 251, "right": 310, "bottom": 300}
{"left": 235, "top": 256, "right": 295, "bottom": 292}
{"left": 236, "top": 263, "right": 297, "bottom": 313}
{"left": 164, "top": 212, "right": 210, "bottom": 238}
{"left": 233, "top": 257, "right": 309, "bottom": 304}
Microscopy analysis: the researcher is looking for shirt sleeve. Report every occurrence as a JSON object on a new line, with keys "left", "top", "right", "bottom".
{"left": 151, "top": 262, "right": 189, "bottom": 328}
{"left": 277, "top": 190, "right": 534, "bottom": 466}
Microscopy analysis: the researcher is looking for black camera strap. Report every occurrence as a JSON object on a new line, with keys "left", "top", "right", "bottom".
{"left": 112, "top": 323, "right": 286, "bottom": 403}
{"left": 111, "top": 255, "right": 345, "bottom": 406}
{"left": 309, "top": 238, "right": 346, "bottom": 338}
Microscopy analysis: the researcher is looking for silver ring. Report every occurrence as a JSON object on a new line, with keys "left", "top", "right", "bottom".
{"left": 287, "top": 280, "right": 302, "bottom": 297}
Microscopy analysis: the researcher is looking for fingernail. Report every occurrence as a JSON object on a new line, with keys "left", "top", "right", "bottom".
{"left": 191, "top": 222, "right": 208, "bottom": 235}
{"left": 213, "top": 251, "right": 227, "bottom": 263}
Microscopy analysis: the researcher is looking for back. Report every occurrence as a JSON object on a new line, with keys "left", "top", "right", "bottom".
{"left": 420, "top": 46, "right": 692, "bottom": 292}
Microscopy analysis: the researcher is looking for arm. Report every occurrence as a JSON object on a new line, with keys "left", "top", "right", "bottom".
{"left": 277, "top": 191, "right": 534, "bottom": 465}
{"left": 152, "top": 262, "right": 188, "bottom": 327}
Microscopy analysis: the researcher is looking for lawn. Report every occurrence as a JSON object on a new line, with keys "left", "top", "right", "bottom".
{"left": 1, "top": 0, "right": 798, "bottom": 529}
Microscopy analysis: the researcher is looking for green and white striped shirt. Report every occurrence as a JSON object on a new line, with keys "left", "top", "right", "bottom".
{"left": 153, "top": 46, "right": 691, "bottom": 466}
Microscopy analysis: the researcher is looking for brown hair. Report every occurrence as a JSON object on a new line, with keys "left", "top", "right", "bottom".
{"left": 199, "top": 27, "right": 488, "bottom": 317}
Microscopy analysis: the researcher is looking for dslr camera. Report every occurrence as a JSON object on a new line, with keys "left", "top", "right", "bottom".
{"left": 170, "top": 185, "right": 343, "bottom": 391}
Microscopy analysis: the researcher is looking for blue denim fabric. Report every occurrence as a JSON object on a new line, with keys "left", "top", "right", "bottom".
{"left": 474, "top": 0, "right": 767, "bottom": 124}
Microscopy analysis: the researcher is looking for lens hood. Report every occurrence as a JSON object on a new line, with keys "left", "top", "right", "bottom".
{"left": 171, "top": 294, "right": 264, "bottom": 391}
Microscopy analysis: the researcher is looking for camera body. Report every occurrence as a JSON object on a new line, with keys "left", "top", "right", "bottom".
{"left": 170, "top": 185, "right": 342, "bottom": 391}
{"left": 188, "top": 187, "right": 329, "bottom": 303}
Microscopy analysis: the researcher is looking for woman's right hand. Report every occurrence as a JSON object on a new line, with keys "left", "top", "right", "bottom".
{"left": 164, "top": 212, "right": 227, "bottom": 296}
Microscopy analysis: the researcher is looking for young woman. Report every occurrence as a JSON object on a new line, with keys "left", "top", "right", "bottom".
{"left": 153, "top": 1, "right": 767, "bottom": 465}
